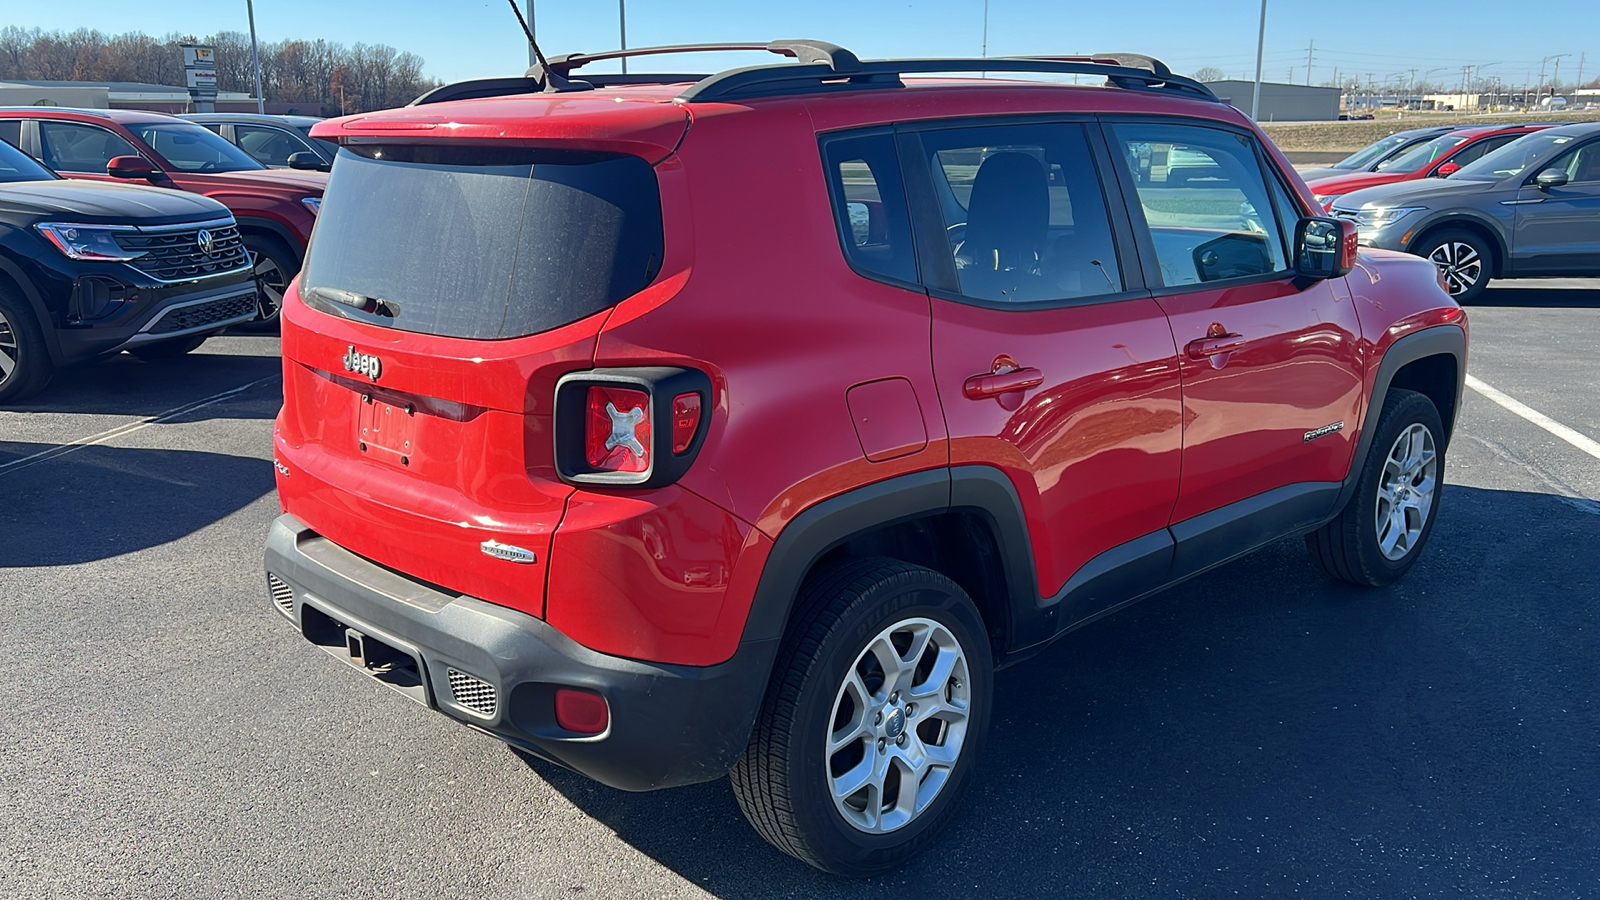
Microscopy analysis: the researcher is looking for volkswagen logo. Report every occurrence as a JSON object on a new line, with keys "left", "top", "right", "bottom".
{"left": 196, "top": 228, "right": 216, "bottom": 256}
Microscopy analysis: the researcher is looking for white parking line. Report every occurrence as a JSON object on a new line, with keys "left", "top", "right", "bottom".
{"left": 0, "top": 376, "right": 280, "bottom": 478}
{"left": 1466, "top": 374, "right": 1600, "bottom": 461}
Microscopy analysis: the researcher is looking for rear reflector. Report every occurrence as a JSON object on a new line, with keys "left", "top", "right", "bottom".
{"left": 671, "top": 392, "right": 702, "bottom": 454}
{"left": 585, "top": 386, "right": 651, "bottom": 473}
{"left": 554, "top": 688, "right": 610, "bottom": 734}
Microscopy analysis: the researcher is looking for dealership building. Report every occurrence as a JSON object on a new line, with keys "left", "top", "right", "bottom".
{"left": 0, "top": 79, "right": 279, "bottom": 113}
{"left": 1202, "top": 80, "right": 1342, "bottom": 121}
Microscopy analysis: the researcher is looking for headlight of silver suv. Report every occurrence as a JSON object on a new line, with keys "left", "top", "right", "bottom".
{"left": 34, "top": 223, "right": 145, "bottom": 262}
{"left": 1354, "top": 206, "right": 1423, "bottom": 229}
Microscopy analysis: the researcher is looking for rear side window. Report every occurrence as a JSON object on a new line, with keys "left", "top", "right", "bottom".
{"left": 821, "top": 133, "right": 918, "bottom": 285}
{"left": 1109, "top": 123, "right": 1289, "bottom": 287}
{"left": 919, "top": 122, "right": 1123, "bottom": 303}
{"left": 302, "top": 146, "right": 664, "bottom": 340}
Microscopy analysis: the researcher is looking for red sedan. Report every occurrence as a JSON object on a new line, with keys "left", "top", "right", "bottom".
{"left": 1307, "top": 123, "right": 1561, "bottom": 211}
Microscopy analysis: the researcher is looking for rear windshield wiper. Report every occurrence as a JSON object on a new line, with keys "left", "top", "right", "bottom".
{"left": 304, "top": 286, "right": 401, "bottom": 321}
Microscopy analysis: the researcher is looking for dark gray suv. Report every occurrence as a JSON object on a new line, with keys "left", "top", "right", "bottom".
{"left": 1331, "top": 122, "right": 1600, "bottom": 301}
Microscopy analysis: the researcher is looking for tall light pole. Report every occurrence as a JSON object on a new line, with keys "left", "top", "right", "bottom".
{"left": 1250, "top": 0, "right": 1267, "bottom": 119}
{"left": 619, "top": 0, "right": 627, "bottom": 73}
{"left": 245, "top": 0, "right": 265, "bottom": 114}
{"left": 525, "top": 0, "right": 536, "bottom": 68}
{"left": 1538, "top": 53, "right": 1571, "bottom": 105}
{"left": 982, "top": 0, "right": 989, "bottom": 59}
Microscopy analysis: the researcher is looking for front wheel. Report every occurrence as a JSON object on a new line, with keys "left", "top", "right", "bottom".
{"left": 1417, "top": 228, "right": 1491, "bottom": 303}
{"left": 238, "top": 234, "right": 299, "bottom": 332}
{"left": 730, "top": 558, "right": 993, "bottom": 877}
{"left": 1306, "top": 389, "right": 1444, "bottom": 586}
{"left": 0, "top": 283, "right": 53, "bottom": 404}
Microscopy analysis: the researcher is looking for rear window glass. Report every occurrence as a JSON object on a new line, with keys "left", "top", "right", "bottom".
{"left": 302, "top": 146, "right": 664, "bottom": 340}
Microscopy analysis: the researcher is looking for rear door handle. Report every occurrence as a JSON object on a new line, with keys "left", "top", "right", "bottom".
{"left": 963, "top": 367, "right": 1044, "bottom": 399}
{"left": 1185, "top": 334, "right": 1247, "bottom": 359}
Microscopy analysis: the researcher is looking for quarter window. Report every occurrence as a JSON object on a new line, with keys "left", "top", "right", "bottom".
{"left": 919, "top": 122, "right": 1123, "bottom": 303}
{"left": 821, "top": 133, "right": 918, "bottom": 285}
{"left": 1110, "top": 123, "right": 1290, "bottom": 287}
{"left": 38, "top": 121, "right": 141, "bottom": 173}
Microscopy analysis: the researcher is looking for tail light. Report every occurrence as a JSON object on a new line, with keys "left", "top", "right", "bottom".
{"left": 554, "top": 367, "right": 712, "bottom": 487}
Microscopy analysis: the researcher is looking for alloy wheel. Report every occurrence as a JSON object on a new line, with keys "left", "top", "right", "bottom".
{"left": 251, "top": 249, "right": 288, "bottom": 321}
{"left": 1375, "top": 423, "right": 1438, "bottom": 561}
{"left": 1427, "top": 241, "right": 1482, "bottom": 297}
{"left": 826, "top": 616, "right": 972, "bottom": 834}
{"left": 0, "top": 307, "right": 18, "bottom": 385}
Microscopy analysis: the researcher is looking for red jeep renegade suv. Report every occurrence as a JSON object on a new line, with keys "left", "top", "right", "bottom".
{"left": 264, "top": 43, "right": 1467, "bottom": 876}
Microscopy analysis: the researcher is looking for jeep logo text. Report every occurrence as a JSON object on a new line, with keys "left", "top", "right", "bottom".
{"left": 343, "top": 346, "right": 382, "bottom": 381}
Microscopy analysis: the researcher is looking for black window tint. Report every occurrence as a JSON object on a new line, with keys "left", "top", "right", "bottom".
{"left": 922, "top": 122, "right": 1122, "bottom": 303}
{"left": 822, "top": 133, "right": 917, "bottom": 284}
{"left": 1446, "top": 136, "right": 1507, "bottom": 168}
{"left": 0, "top": 120, "right": 20, "bottom": 148}
{"left": 302, "top": 145, "right": 663, "bottom": 340}
{"left": 38, "top": 121, "right": 140, "bottom": 173}
{"left": 1111, "top": 123, "right": 1289, "bottom": 287}
{"left": 235, "top": 125, "right": 305, "bottom": 167}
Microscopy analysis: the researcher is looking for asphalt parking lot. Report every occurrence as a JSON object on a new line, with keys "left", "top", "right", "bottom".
{"left": 2, "top": 281, "right": 1597, "bottom": 899}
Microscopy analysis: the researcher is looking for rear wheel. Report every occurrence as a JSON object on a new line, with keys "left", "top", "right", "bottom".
{"left": 730, "top": 558, "right": 993, "bottom": 877}
{"left": 238, "top": 234, "right": 298, "bottom": 332}
{"left": 0, "top": 283, "right": 53, "bottom": 404}
{"left": 1417, "top": 228, "right": 1491, "bottom": 303}
{"left": 127, "top": 334, "right": 207, "bottom": 361}
{"left": 1306, "top": 389, "right": 1444, "bottom": 586}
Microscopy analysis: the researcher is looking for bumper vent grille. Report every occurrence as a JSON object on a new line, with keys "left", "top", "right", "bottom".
{"left": 117, "top": 224, "right": 250, "bottom": 282}
{"left": 267, "top": 573, "right": 294, "bottom": 615}
{"left": 447, "top": 668, "right": 498, "bottom": 718}
{"left": 147, "top": 294, "right": 258, "bottom": 335}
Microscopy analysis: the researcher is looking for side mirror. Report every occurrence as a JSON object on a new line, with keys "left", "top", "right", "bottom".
{"left": 1535, "top": 168, "right": 1569, "bottom": 190}
{"left": 107, "top": 155, "right": 157, "bottom": 179}
{"left": 1295, "top": 216, "right": 1358, "bottom": 279}
{"left": 1434, "top": 161, "right": 1461, "bottom": 178}
{"left": 288, "top": 151, "right": 328, "bottom": 171}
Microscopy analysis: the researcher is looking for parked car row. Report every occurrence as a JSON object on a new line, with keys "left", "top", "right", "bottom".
{"left": 0, "top": 107, "right": 328, "bottom": 401}
{"left": 1304, "top": 121, "right": 1600, "bottom": 300}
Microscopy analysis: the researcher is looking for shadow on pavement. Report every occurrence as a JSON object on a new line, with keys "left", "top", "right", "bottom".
{"left": 0, "top": 344, "right": 281, "bottom": 418}
{"left": 519, "top": 483, "right": 1600, "bottom": 898}
{"left": 1474, "top": 284, "right": 1600, "bottom": 309}
{"left": 0, "top": 442, "right": 274, "bottom": 567}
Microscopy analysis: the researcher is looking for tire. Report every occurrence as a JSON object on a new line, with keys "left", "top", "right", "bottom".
{"left": 0, "top": 281, "right": 54, "bottom": 404}
{"left": 1306, "top": 389, "right": 1445, "bottom": 587}
{"left": 1415, "top": 228, "right": 1491, "bottom": 303}
{"left": 238, "top": 233, "right": 298, "bottom": 332}
{"left": 127, "top": 334, "right": 207, "bottom": 361}
{"left": 730, "top": 557, "right": 994, "bottom": 877}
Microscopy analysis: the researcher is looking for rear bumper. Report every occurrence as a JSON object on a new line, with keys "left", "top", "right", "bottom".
{"left": 264, "top": 514, "right": 776, "bottom": 792}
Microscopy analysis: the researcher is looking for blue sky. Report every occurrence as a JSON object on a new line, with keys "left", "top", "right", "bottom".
{"left": 14, "top": 0, "right": 1599, "bottom": 89}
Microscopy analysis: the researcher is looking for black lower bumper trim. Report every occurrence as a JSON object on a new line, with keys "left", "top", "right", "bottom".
{"left": 264, "top": 514, "right": 777, "bottom": 792}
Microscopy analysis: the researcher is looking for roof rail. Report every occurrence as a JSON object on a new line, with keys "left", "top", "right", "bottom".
{"left": 678, "top": 54, "right": 1218, "bottom": 103}
{"left": 411, "top": 40, "right": 1216, "bottom": 106}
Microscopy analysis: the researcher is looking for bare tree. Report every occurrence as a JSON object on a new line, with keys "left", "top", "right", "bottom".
{"left": 1191, "top": 66, "right": 1227, "bottom": 83}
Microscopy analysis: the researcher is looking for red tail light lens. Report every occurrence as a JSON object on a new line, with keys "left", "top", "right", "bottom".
{"left": 554, "top": 688, "right": 610, "bottom": 734}
{"left": 586, "top": 386, "right": 651, "bottom": 473}
{"left": 671, "top": 392, "right": 702, "bottom": 454}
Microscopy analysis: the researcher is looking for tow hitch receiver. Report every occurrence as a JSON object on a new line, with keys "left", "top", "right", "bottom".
{"left": 300, "top": 602, "right": 429, "bottom": 706}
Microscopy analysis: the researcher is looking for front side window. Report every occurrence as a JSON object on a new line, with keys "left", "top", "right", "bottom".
{"left": 38, "top": 121, "right": 140, "bottom": 173}
{"left": 1550, "top": 141, "right": 1600, "bottom": 184}
{"left": 1109, "top": 123, "right": 1289, "bottom": 288}
{"left": 127, "top": 123, "right": 263, "bottom": 173}
{"left": 919, "top": 122, "right": 1123, "bottom": 303}
{"left": 821, "top": 133, "right": 917, "bottom": 285}
{"left": 1376, "top": 135, "right": 1471, "bottom": 173}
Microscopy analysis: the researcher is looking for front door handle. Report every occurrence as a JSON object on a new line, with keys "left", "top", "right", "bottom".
{"left": 1185, "top": 334, "right": 1247, "bottom": 360}
{"left": 963, "top": 366, "right": 1044, "bottom": 400}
